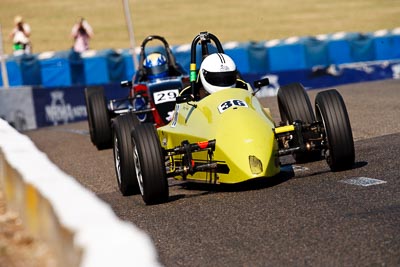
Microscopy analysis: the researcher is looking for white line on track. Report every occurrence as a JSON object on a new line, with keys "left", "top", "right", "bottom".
{"left": 340, "top": 177, "right": 387, "bottom": 187}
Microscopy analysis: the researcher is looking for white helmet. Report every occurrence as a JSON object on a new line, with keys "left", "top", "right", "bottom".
{"left": 199, "top": 53, "right": 237, "bottom": 94}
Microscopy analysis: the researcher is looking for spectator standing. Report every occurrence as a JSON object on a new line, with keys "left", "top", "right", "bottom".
{"left": 71, "top": 18, "right": 94, "bottom": 53}
{"left": 9, "top": 15, "right": 31, "bottom": 55}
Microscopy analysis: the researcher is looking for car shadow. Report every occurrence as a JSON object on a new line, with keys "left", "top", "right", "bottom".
{"left": 352, "top": 161, "right": 368, "bottom": 169}
{"left": 304, "top": 160, "right": 368, "bottom": 177}
{"left": 166, "top": 168, "right": 294, "bottom": 203}
{"left": 167, "top": 161, "right": 368, "bottom": 203}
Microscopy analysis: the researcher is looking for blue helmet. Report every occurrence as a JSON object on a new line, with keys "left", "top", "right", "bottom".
{"left": 143, "top": 52, "right": 168, "bottom": 81}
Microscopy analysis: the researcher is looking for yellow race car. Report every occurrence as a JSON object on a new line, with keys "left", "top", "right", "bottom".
{"left": 113, "top": 32, "right": 355, "bottom": 205}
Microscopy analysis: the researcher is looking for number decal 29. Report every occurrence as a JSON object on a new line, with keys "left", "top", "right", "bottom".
{"left": 154, "top": 89, "right": 180, "bottom": 104}
{"left": 218, "top": 99, "right": 248, "bottom": 113}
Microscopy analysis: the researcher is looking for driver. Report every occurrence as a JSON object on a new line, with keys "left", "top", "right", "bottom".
{"left": 143, "top": 52, "right": 169, "bottom": 81}
{"left": 199, "top": 53, "right": 238, "bottom": 95}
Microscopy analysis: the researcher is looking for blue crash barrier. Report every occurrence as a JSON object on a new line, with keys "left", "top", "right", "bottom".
{"left": 248, "top": 41, "right": 269, "bottom": 74}
{"left": 303, "top": 36, "right": 330, "bottom": 68}
{"left": 119, "top": 48, "right": 136, "bottom": 81}
{"left": 103, "top": 49, "right": 126, "bottom": 83}
{"left": 1, "top": 28, "right": 400, "bottom": 88}
{"left": 17, "top": 54, "right": 42, "bottom": 86}
{"left": 268, "top": 36, "right": 330, "bottom": 71}
{"left": 326, "top": 32, "right": 354, "bottom": 65}
{"left": 81, "top": 50, "right": 110, "bottom": 85}
{"left": 82, "top": 49, "right": 130, "bottom": 84}
{"left": 0, "top": 59, "right": 22, "bottom": 86}
{"left": 347, "top": 33, "right": 375, "bottom": 62}
{"left": 373, "top": 29, "right": 400, "bottom": 60}
{"left": 268, "top": 37, "right": 307, "bottom": 72}
{"left": 39, "top": 51, "right": 72, "bottom": 87}
{"left": 68, "top": 49, "right": 86, "bottom": 85}
{"left": 1, "top": 59, "right": 399, "bottom": 131}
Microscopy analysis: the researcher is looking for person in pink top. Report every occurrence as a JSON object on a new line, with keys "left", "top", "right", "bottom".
{"left": 71, "top": 17, "right": 94, "bottom": 53}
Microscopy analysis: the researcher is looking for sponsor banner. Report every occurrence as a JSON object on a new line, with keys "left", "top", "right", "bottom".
{"left": 32, "top": 83, "right": 130, "bottom": 128}
{"left": 32, "top": 86, "right": 87, "bottom": 127}
{"left": 0, "top": 86, "right": 37, "bottom": 131}
{"left": 244, "top": 59, "right": 400, "bottom": 97}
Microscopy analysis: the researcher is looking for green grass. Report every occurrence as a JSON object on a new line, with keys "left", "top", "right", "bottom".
{"left": 0, "top": 0, "right": 399, "bottom": 55}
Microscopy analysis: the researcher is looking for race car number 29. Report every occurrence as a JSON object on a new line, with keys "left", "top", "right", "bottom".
{"left": 218, "top": 99, "right": 248, "bottom": 113}
{"left": 154, "top": 89, "right": 180, "bottom": 104}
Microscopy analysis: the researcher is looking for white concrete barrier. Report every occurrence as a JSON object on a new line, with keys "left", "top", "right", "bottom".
{"left": 0, "top": 118, "right": 162, "bottom": 267}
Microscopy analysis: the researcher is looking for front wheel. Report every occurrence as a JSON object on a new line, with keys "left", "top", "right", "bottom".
{"left": 131, "top": 123, "right": 169, "bottom": 205}
{"left": 315, "top": 89, "right": 355, "bottom": 171}
{"left": 277, "top": 83, "right": 321, "bottom": 162}
{"left": 113, "top": 113, "right": 140, "bottom": 196}
{"left": 85, "top": 86, "right": 112, "bottom": 150}
{"left": 277, "top": 82, "right": 315, "bottom": 124}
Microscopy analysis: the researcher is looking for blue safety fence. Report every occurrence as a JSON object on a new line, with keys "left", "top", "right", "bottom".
{"left": 1, "top": 28, "right": 400, "bottom": 89}
{"left": 68, "top": 49, "right": 86, "bottom": 85}
{"left": 2, "top": 59, "right": 23, "bottom": 86}
{"left": 1, "top": 59, "right": 399, "bottom": 131}
{"left": 80, "top": 49, "right": 127, "bottom": 85}
{"left": 372, "top": 29, "right": 400, "bottom": 60}
{"left": 38, "top": 50, "right": 72, "bottom": 87}
{"left": 5, "top": 54, "right": 43, "bottom": 86}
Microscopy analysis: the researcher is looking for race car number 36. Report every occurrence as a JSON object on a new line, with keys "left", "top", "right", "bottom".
{"left": 218, "top": 99, "right": 248, "bottom": 113}
{"left": 154, "top": 89, "right": 180, "bottom": 104}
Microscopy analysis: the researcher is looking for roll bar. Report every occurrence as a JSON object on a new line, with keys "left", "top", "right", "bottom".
{"left": 137, "top": 35, "right": 180, "bottom": 76}
{"left": 189, "top": 32, "right": 225, "bottom": 96}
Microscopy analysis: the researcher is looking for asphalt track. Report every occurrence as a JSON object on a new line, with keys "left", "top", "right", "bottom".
{"left": 25, "top": 79, "right": 400, "bottom": 267}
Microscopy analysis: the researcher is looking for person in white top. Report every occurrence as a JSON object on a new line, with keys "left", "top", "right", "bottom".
{"left": 71, "top": 17, "right": 94, "bottom": 53}
{"left": 9, "top": 15, "right": 32, "bottom": 55}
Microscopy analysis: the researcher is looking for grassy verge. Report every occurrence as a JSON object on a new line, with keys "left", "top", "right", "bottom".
{"left": 0, "top": 0, "right": 399, "bottom": 54}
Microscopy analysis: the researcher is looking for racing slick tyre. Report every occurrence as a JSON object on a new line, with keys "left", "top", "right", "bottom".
{"left": 277, "top": 82, "right": 315, "bottom": 124}
{"left": 131, "top": 123, "right": 169, "bottom": 205}
{"left": 315, "top": 89, "right": 355, "bottom": 171}
{"left": 277, "top": 83, "right": 321, "bottom": 162}
{"left": 85, "top": 86, "right": 112, "bottom": 150}
{"left": 112, "top": 113, "right": 140, "bottom": 196}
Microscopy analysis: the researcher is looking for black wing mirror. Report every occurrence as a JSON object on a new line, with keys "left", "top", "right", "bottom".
{"left": 175, "top": 94, "right": 195, "bottom": 104}
{"left": 253, "top": 78, "right": 270, "bottom": 89}
{"left": 252, "top": 78, "right": 270, "bottom": 96}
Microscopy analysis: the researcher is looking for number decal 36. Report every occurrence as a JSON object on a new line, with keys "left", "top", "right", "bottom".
{"left": 218, "top": 99, "right": 248, "bottom": 113}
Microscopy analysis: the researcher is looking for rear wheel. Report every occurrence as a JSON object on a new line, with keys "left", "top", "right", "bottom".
{"left": 85, "top": 86, "right": 112, "bottom": 150}
{"left": 315, "top": 89, "right": 355, "bottom": 171}
{"left": 131, "top": 123, "right": 169, "bottom": 205}
{"left": 277, "top": 83, "right": 321, "bottom": 162}
{"left": 113, "top": 113, "right": 140, "bottom": 195}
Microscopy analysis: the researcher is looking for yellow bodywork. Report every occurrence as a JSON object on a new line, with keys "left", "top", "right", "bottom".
{"left": 157, "top": 88, "right": 281, "bottom": 184}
